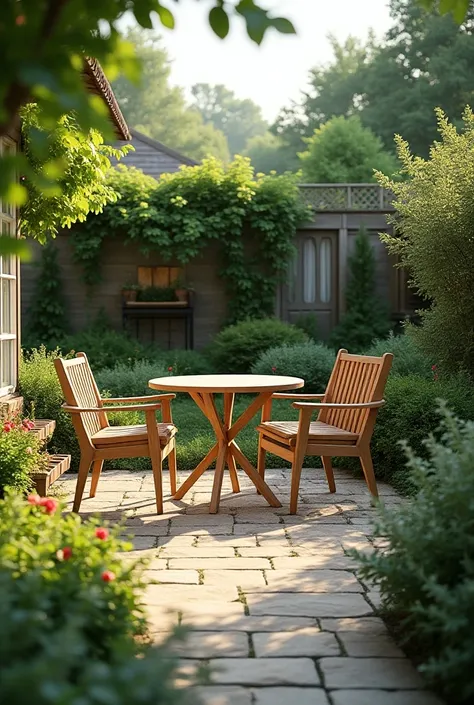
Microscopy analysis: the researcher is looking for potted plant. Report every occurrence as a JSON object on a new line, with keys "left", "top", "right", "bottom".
{"left": 173, "top": 275, "right": 191, "bottom": 302}
{"left": 136, "top": 285, "right": 178, "bottom": 303}
{"left": 121, "top": 283, "right": 140, "bottom": 303}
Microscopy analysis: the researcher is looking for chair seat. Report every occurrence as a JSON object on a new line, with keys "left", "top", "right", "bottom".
{"left": 257, "top": 420, "right": 359, "bottom": 444}
{"left": 92, "top": 423, "right": 176, "bottom": 447}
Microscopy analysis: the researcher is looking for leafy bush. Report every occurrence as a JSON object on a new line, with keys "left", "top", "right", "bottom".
{"left": 293, "top": 313, "right": 319, "bottom": 342}
{"left": 340, "top": 374, "right": 474, "bottom": 494}
{"left": 0, "top": 492, "right": 185, "bottom": 704}
{"left": 209, "top": 318, "right": 308, "bottom": 373}
{"left": 163, "top": 349, "right": 213, "bottom": 376}
{"left": 58, "top": 327, "right": 159, "bottom": 371}
{"left": 365, "top": 332, "right": 433, "bottom": 378}
{"left": 252, "top": 342, "right": 335, "bottom": 393}
{"left": 378, "top": 108, "right": 474, "bottom": 378}
{"left": 0, "top": 417, "right": 46, "bottom": 496}
{"left": 96, "top": 360, "right": 168, "bottom": 398}
{"left": 330, "top": 227, "right": 392, "bottom": 352}
{"left": 355, "top": 407, "right": 474, "bottom": 704}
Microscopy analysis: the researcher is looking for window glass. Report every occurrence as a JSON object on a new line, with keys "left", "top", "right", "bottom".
{"left": 303, "top": 237, "right": 316, "bottom": 303}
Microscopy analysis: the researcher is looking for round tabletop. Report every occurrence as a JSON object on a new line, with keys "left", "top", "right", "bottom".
{"left": 149, "top": 374, "right": 304, "bottom": 394}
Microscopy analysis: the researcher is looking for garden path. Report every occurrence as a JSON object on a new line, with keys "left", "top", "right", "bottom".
{"left": 58, "top": 467, "right": 443, "bottom": 705}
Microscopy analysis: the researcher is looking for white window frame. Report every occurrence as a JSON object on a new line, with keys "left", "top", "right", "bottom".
{"left": 0, "top": 137, "right": 18, "bottom": 398}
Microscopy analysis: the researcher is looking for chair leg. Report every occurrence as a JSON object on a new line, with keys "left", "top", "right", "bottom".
{"left": 73, "top": 453, "right": 93, "bottom": 513}
{"left": 359, "top": 447, "right": 379, "bottom": 498}
{"left": 289, "top": 408, "right": 312, "bottom": 515}
{"left": 89, "top": 460, "right": 104, "bottom": 498}
{"left": 151, "top": 452, "right": 164, "bottom": 515}
{"left": 256, "top": 435, "right": 267, "bottom": 495}
{"left": 290, "top": 452, "right": 304, "bottom": 515}
{"left": 168, "top": 443, "right": 177, "bottom": 496}
{"left": 322, "top": 457, "right": 336, "bottom": 493}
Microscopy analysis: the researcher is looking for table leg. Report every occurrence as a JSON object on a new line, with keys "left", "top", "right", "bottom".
{"left": 224, "top": 393, "right": 240, "bottom": 493}
{"left": 210, "top": 442, "right": 227, "bottom": 514}
{"left": 230, "top": 441, "right": 282, "bottom": 508}
{"left": 173, "top": 443, "right": 218, "bottom": 500}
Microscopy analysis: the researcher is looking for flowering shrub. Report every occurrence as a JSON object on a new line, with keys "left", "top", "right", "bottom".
{"left": 0, "top": 416, "right": 47, "bottom": 496}
{"left": 0, "top": 492, "right": 186, "bottom": 704}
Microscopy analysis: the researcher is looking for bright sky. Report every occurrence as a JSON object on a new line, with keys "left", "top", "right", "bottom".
{"left": 155, "top": 0, "right": 392, "bottom": 122}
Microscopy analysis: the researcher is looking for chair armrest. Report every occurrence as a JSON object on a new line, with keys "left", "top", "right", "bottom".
{"left": 102, "top": 394, "right": 176, "bottom": 404}
{"left": 62, "top": 403, "right": 163, "bottom": 414}
{"left": 272, "top": 393, "right": 325, "bottom": 400}
{"left": 292, "top": 400, "right": 385, "bottom": 410}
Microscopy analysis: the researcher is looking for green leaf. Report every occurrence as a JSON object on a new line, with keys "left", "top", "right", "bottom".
{"left": 0, "top": 236, "right": 31, "bottom": 261}
{"left": 156, "top": 4, "right": 175, "bottom": 29}
{"left": 133, "top": 7, "right": 154, "bottom": 29}
{"left": 209, "top": 6, "right": 230, "bottom": 39}
{"left": 271, "top": 17, "right": 296, "bottom": 34}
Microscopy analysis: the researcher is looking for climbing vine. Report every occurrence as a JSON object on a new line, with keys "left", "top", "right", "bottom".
{"left": 73, "top": 157, "right": 310, "bottom": 322}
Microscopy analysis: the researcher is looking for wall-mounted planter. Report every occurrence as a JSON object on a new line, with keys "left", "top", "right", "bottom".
{"left": 31, "top": 454, "right": 71, "bottom": 496}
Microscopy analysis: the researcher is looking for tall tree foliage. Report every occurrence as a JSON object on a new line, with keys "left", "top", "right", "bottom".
{"left": 299, "top": 115, "right": 399, "bottom": 183}
{"left": 191, "top": 83, "right": 268, "bottom": 156}
{"left": 379, "top": 108, "right": 474, "bottom": 378}
{"left": 112, "top": 30, "right": 229, "bottom": 161}
{"left": 330, "top": 227, "right": 392, "bottom": 351}
{"left": 275, "top": 0, "right": 474, "bottom": 161}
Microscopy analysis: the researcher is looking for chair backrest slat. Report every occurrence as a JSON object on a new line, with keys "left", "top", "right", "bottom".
{"left": 54, "top": 353, "right": 108, "bottom": 440}
{"left": 319, "top": 349, "right": 393, "bottom": 437}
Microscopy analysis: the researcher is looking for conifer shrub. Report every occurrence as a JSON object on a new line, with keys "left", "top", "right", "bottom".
{"left": 330, "top": 227, "right": 392, "bottom": 352}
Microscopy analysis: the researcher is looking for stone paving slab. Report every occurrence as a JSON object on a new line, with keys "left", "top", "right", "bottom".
{"left": 57, "top": 467, "right": 443, "bottom": 704}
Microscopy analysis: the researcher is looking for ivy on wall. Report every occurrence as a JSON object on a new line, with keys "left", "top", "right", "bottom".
{"left": 73, "top": 158, "right": 310, "bottom": 322}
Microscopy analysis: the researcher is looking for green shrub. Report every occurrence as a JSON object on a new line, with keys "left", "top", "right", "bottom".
{"left": 252, "top": 342, "right": 335, "bottom": 393}
{"left": 96, "top": 360, "right": 168, "bottom": 398}
{"left": 209, "top": 318, "right": 308, "bottom": 373}
{"left": 330, "top": 227, "right": 392, "bottom": 352}
{"left": 58, "top": 328, "right": 159, "bottom": 371}
{"left": 340, "top": 374, "right": 474, "bottom": 493}
{"left": 355, "top": 407, "right": 474, "bottom": 703}
{"left": 365, "top": 332, "right": 433, "bottom": 378}
{"left": 378, "top": 108, "right": 474, "bottom": 378}
{"left": 163, "top": 349, "right": 213, "bottom": 376}
{"left": 293, "top": 313, "right": 319, "bottom": 342}
{"left": 0, "top": 491, "right": 184, "bottom": 704}
{"left": 0, "top": 417, "right": 46, "bottom": 496}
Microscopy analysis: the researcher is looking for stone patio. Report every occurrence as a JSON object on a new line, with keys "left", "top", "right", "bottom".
{"left": 58, "top": 467, "right": 443, "bottom": 705}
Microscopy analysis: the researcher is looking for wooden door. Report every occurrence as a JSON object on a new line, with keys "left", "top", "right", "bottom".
{"left": 280, "top": 231, "right": 338, "bottom": 341}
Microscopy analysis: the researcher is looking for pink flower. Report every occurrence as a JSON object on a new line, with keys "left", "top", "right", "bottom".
{"left": 27, "top": 494, "right": 41, "bottom": 505}
{"left": 39, "top": 497, "right": 58, "bottom": 515}
{"left": 101, "top": 570, "right": 116, "bottom": 582}
{"left": 22, "top": 420, "right": 35, "bottom": 431}
{"left": 56, "top": 546, "right": 72, "bottom": 561}
{"left": 95, "top": 527, "right": 109, "bottom": 540}
{"left": 25, "top": 447, "right": 33, "bottom": 455}
{"left": 432, "top": 365, "right": 437, "bottom": 371}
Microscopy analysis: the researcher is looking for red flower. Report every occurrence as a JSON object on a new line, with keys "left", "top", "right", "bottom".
{"left": 22, "top": 420, "right": 35, "bottom": 431}
{"left": 39, "top": 497, "right": 58, "bottom": 514}
{"left": 56, "top": 546, "right": 72, "bottom": 561}
{"left": 27, "top": 494, "right": 41, "bottom": 505}
{"left": 3, "top": 422, "right": 13, "bottom": 432}
{"left": 432, "top": 365, "right": 437, "bottom": 371}
{"left": 101, "top": 570, "right": 116, "bottom": 582}
{"left": 16, "top": 15, "right": 26, "bottom": 25}
{"left": 271, "top": 366, "right": 277, "bottom": 373}
{"left": 167, "top": 366, "right": 173, "bottom": 372}
{"left": 95, "top": 527, "right": 109, "bottom": 540}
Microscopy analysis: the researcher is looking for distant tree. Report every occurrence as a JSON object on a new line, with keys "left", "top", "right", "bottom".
{"left": 113, "top": 29, "right": 230, "bottom": 162}
{"left": 243, "top": 132, "right": 298, "bottom": 173}
{"left": 298, "top": 116, "right": 399, "bottom": 183}
{"left": 191, "top": 83, "right": 267, "bottom": 156}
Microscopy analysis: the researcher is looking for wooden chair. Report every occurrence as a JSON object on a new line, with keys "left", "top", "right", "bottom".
{"left": 54, "top": 353, "right": 177, "bottom": 514}
{"left": 256, "top": 349, "right": 393, "bottom": 514}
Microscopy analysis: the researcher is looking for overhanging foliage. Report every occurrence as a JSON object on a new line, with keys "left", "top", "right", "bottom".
{"left": 73, "top": 158, "right": 310, "bottom": 322}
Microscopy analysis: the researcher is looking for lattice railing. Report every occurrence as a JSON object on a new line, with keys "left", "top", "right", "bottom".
{"left": 299, "top": 184, "right": 394, "bottom": 211}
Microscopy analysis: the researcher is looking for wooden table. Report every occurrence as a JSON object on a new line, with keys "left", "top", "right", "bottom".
{"left": 148, "top": 374, "right": 304, "bottom": 513}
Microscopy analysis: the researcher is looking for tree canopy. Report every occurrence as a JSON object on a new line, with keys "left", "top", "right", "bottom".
{"left": 299, "top": 116, "right": 399, "bottom": 183}
{"left": 191, "top": 83, "right": 268, "bottom": 156}
{"left": 112, "top": 30, "right": 230, "bottom": 161}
